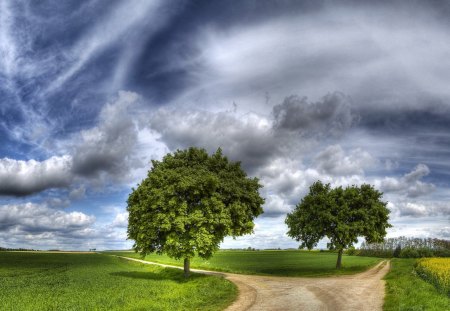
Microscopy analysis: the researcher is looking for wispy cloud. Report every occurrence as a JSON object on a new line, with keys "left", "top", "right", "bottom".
{"left": 45, "top": 0, "right": 184, "bottom": 94}
{"left": 0, "top": 0, "right": 17, "bottom": 78}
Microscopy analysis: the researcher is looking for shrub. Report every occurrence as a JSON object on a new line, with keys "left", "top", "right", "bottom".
{"left": 346, "top": 247, "right": 359, "bottom": 256}
{"left": 393, "top": 245, "right": 402, "bottom": 258}
{"left": 400, "top": 248, "right": 420, "bottom": 258}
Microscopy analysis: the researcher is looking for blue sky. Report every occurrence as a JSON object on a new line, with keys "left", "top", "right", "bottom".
{"left": 0, "top": 0, "right": 449, "bottom": 250}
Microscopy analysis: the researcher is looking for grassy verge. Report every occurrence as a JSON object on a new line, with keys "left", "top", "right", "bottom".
{"left": 108, "top": 250, "right": 382, "bottom": 277}
{"left": 0, "top": 252, "right": 237, "bottom": 311}
{"left": 384, "top": 258, "right": 450, "bottom": 311}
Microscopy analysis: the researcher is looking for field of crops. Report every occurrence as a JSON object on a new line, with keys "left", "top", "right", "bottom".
{"left": 416, "top": 258, "right": 450, "bottom": 295}
{"left": 108, "top": 250, "right": 382, "bottom": 277}
{"left": 384, "top": 259, "right": 450, "bottom": 311}
{"left": 0, "top": 252, "right": 236, "bottom": 311}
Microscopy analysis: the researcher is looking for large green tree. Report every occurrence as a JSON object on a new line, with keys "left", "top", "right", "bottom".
{"left": 127, "top": 147, "right": 264, "bottom": 277}
{"left": 285, "top": 181, "right": 391, "bottom": 269}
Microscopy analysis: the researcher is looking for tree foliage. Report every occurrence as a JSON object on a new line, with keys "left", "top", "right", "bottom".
{"left": 285, "top": 181, "right": 391, "bottom": 268}
{"left": 127, "top": 147, "right": 264, "bottom": 276}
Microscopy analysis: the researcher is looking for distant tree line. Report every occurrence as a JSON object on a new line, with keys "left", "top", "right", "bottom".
{"left": 0, "top": 246, "right": 37, "bottom": 251}
{"left": 351, "top": 237, "right": 450, "bottom": 258}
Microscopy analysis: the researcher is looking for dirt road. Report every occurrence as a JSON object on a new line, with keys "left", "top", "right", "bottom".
{"left": 118, "top": 256, "right": 390, "bottom": 311}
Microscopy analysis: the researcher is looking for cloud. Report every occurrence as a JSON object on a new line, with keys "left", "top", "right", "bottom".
{"left": 0, "top": 91, "right": 143, "bottom": 196}
{"left": 0, "top": 202, "right": 95, "bottom": 233}
{"left": 150, "top": 108, "right": 276, "bottom": 172}
{"left": 389, "top": 201, "right": 450, "bottom": 218}
{"left": 69, "top": 185, "right": 86, "bottom": 200}
{"left": 273, "top": 93, "right": 358, "bottom": 138}
{"left": 0, "top": 201, "right": 132, "bottom": 250}
{"left": 71, "top": 91, "right": 142, "bottom": 181}
{"left": 0, "top": 156, "right": 73, "bottom": 196}
{"left": 431, "top": 227, "right": 450, "bottom": 239}
{"left": 376, "top": 164, "right": 436, "bottom": 198}
{"left": 0, "top": 0, "right": 17, "bottom": 78}
{"left": 111, "top": 212, "right": 128, "bottom": 228}
{"left": 314, "top": 144, "right": 375, "bottom": 176}
{"left": 45, "top": 0, "right": 182, "bottom": 94}
{"left": 149, "top": 91, "right": 359, "bottom": 173}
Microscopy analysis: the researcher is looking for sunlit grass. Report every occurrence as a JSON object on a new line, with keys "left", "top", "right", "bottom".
{"left": 0, "top": 252, "right": 236, "bottom": 311}
{"left": 108, "top": 250, "right": 382, "bottom": 277}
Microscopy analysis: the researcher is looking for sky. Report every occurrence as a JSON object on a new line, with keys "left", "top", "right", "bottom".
{"left": 0, "top": 0, "right": 449, "bottom": 251}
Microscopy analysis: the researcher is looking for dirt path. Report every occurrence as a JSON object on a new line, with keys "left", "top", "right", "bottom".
{"left": 118, "top": 256, "right": 390, "bottom": 311}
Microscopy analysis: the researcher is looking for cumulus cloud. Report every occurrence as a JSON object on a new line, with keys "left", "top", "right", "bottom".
{"left": 389, "top": 201, "right": 450, "bottom": 218}
{"left": 376, "top": 164, "right": 436, "bottom": 198}
{"left": 273, "top": 93, "right": 358, "bottom": 138}
{"left": 0, "top": 202, "right": 133, "bottom": 250}
{"left": 432, "top": 227, "right": 450, "bottom": 239}
{"left": 150, "top": 108, "right": 276, "bottom": 172}
{"left": 0, "top": 202, "right": 95, "bottom": 232}
{"left": 314, "top": 144, "right": 375, "bottom": 176}
{"left": 0, "top": 91, "right": 143, "bottom": 196}
{"left": 149, "top": 92, "right": 358, "bottom": 173}
{"left": 72, "top": 91, "right": 142, "bottom": 181}
{"left": 0, "top": 156, "right": 73, "bottom": 196}
{"left": 111, "top": 212, "right": 128, "bottom": 228}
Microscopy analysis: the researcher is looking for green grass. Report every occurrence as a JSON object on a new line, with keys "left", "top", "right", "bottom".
{"left": 384, "top": 258, "right": 450, "bottom": 311}
{"left": 108, "top": 250, "right": 382, "bottom": 277}
{"left": 0, "top": 252, "right": 237, "bottom": 311}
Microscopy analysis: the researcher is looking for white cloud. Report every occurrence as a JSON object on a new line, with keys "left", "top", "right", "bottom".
{"left": 0, "top": 91, "right": 146, "bottom": 196}
{"left": 0, "top": 155, "right": 73, "bottom": 196}
{"left": 389, "top": 200, "right": 450, "bottom": 218}
{"left": 314, "top": 144, "right": 375, "bottom": 176}
{"left": 0, "top": 202, "right": 134, "bottom": 251}
{"left": 376, "top": 164, "right": 435, "bottom": 198}
{"left": 112, "top": 212, "right": 128, "bottom": 228}
{"left": 0, "top": 202, "right": 95, "bottom": 232}
{"left": 0, "top": 0, "right": 17, "bottom": 78}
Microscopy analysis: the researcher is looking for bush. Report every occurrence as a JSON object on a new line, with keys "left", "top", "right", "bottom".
{"left": 346, "top": 247, "right": 359, "bottom": 256}
{"left": 400, "top": 248, "right": 420, "bottom": 258}
{"left": 393, "top": 245, "right": 402, "bottom": 258}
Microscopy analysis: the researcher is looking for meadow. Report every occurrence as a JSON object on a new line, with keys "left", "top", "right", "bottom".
{"left": 108, "top": 250, "right": 382, "bottom": 277}
{"left": 384, "top": 259, "right": 450, "bottom": 311}
{"left": 0, "top": 252, "right": 236, "bottom": 311}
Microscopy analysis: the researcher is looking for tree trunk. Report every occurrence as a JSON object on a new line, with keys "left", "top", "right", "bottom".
{"left": 336, "top": 249, "right": 343, "bottom": 269}
{"left": 184, "top": 258, "right": 190, "bottom": 278}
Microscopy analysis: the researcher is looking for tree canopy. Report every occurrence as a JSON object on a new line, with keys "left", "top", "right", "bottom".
{"left": 285, "top": 181, "right": 391, "bottom": 268}
{"left": 127, "top": 147, "right": 264, "bottom": 277}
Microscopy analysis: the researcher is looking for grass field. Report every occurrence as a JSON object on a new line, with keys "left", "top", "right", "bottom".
{"left": 384, "top": 259, "right": 450, "bottom": 311}
{"left": 0, "top": 252, "right": 237, "bottom": 311}
{"left": 108, "top": 250, "right": 382, "bottom": 277}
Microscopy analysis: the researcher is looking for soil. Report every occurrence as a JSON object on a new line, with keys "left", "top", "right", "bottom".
{"left": 119, "top": 256, "right": 390, "bottom": 311}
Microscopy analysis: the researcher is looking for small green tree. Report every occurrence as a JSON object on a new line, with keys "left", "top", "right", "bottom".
{"left": 285, "top": 181, "right": 391, "bottom": 269}
{"left": 127, "top": 147, "right": 264, "bottom": 277}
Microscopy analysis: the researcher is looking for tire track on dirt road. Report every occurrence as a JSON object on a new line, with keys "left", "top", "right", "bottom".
{"left": 117, "top": 256, "right": 389, "bottom": 311}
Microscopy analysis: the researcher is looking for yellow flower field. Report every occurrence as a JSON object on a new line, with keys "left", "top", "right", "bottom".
{"left": 416, "top": 258, "right": 450, "bottom": 295}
